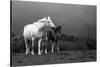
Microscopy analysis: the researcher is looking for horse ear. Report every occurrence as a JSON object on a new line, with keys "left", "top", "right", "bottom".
{"left": 44, "top": 17, "right": 47, "bottom": 20}
{"left": 47, "top": 16, "right": 50, "bottom": 20}
{"left": 57, "top": 25, "right": 62, "bottom": 28}
{"left": 48, "top": 16, "right": 50, "bottom": 18}
{"left": 45, "top": 17, "right": 47, "bottom": 20}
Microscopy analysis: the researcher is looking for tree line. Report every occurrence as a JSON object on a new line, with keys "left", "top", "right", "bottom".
{"left": 11, "top": 32, "right": 96, "bottom": 53}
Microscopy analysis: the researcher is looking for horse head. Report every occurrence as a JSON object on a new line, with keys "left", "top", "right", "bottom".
{"left": 54, "top": 25, "right": 62, "bottom": 32}
{"left": 37, "top": 16, "right": 55, "bottom": 29}
{"left": 53, "top": 25, "right": 63, "bottom": 40}
{"left": 46, "top": 16, "right": 55, "bottom": 28}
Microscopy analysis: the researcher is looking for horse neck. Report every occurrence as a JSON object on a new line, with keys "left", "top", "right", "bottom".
{"left": 47, "top": 31, "right": 54, "bottom": 39}
{"left": 37, "top": 23, "right": 47, "bottom": 32}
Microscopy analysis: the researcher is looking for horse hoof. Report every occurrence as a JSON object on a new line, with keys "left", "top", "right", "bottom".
{"left": 31, "top": 53, "right": 34, "bottom": 55}
{"left": 38, "top": 53, "right": 42, "bottom": 55}
{"left": 45, "top": 52, "right": 47, "bottom": 54}
{"left": 38, "top": 54, "right": 41, "bottom": 55}
{"left": 51, "top": 51, "right": 53, "bottom": 53}
{"left": 25, "top": 52, "right": 29, "bottom": 55}
{"left": 31, "top": 51, "right": 34, "bottom": 55}
{"left": 45, "top": 51, "right": 47, "bottom": 54}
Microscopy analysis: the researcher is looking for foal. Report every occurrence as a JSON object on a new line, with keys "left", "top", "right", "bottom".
{"left": 43, "top": 25, "right": 63, "bottom": 53}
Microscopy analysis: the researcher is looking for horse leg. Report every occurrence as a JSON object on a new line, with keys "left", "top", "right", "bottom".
{"left": 24, "top": 38, "right": 30, "bottom": 55}
{"left": 51, "top": 42, "right": 54, "bottom": 53}
{"left": 45, "top": 48, "right": 47, "bottom": 54}
{"left": 38, "top": 38, "right": 42, "bottom": 55}
{"left": 45, "top": 44, "right": 47, "bottom": 54}
{"left": 57, "top": 43, "right": 59, "bottom": 51}
{"left": 55, "top": 41, "right": 59, "bottom": 52}
{"left": 41, "top": 42, "right": 43, "bottom": 54}
{"left": 45, "top": 37, "right": 48, "bottom": 54}
{"left": 57, "top": 47, "right": 59, "bottom": 51}
{"left": 41, "top": 39, "right": 44, "bottom": 54}
{"left": 31, "top": 37, "right": 35, "bottom": 55}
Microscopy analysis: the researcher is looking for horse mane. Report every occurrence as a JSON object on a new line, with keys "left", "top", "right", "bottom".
{"left": 32, "top": 21, "right": 38, "bottom": 24}
{"left": 54, "top": 26, "right": 62, "bottom": 32}
{"left": 37, "top": 17, "right": 47, "bottom": 23}
{"left": 32, "top": 17, "right": 47, "bottom": 24}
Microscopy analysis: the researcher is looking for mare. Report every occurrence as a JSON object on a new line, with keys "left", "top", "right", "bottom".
{"left": 23, "top": 16, "right": 55, "bottom": 55}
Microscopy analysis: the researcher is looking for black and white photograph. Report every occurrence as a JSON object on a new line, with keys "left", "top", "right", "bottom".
{"left": 11, "top": 0, "right": 96, "bottom": 66}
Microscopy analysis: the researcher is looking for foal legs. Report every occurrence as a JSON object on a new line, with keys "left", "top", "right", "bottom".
{"left": 41, "top": 42, "right": 47, "bottom": 54}
{"left": 55, "top": 42, "right": 59, "bottom": 52}
{"left": 57, "top": 45, "right": 59, "bottom": 51}
{"left": 45, "top": 37, "right": 48, "bottom": 54}
{"left": 44, "top": 43, "right": 47, "bottom": 54}
{"left": 45, "top": 48, "right": 47, "bottom": 54}
{"left": 24, "top": 38, "right": 30, "bottom": 55}
{"left": 51, "top": 41, "right": 59, "bottom": 53}
{"left": 31, "top": 37, "right": 35, "bottom": 55}
{"left": 51, "top": 42, "right": 54, "bottom": 53}
{"left": 38, "top": 38, "right": 42, "bottom": 55}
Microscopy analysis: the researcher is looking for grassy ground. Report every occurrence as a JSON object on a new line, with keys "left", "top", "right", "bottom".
{"left": 11, "top": 50, "right": 96, "bottom": 66}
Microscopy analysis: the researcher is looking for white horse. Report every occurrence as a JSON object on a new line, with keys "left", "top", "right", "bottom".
{"left": 23, "top": 16, "right": 55, "bottom": 55}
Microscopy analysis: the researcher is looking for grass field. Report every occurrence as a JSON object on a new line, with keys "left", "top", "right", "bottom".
{"left": 11, "top": 50, "right": 96, "bottom": 66}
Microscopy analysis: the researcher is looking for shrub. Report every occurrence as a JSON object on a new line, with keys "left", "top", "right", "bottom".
{"left": 11, "top": 35, "right": 25, "bottom": 53}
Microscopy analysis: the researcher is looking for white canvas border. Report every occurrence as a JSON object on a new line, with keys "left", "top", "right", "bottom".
{"left": 0, "top": 0, "right": 99, "bottom": 67}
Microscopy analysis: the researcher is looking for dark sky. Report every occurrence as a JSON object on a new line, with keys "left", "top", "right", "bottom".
{"left": 12, "top": 1, "right": 96, "bottom": 37}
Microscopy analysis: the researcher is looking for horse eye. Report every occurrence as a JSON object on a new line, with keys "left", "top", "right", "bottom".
{"left": 48, "top": 21, "right": 50, "bottom": 23}
{"left": 41, "top": 21, "right": 44, "bottom": 22}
